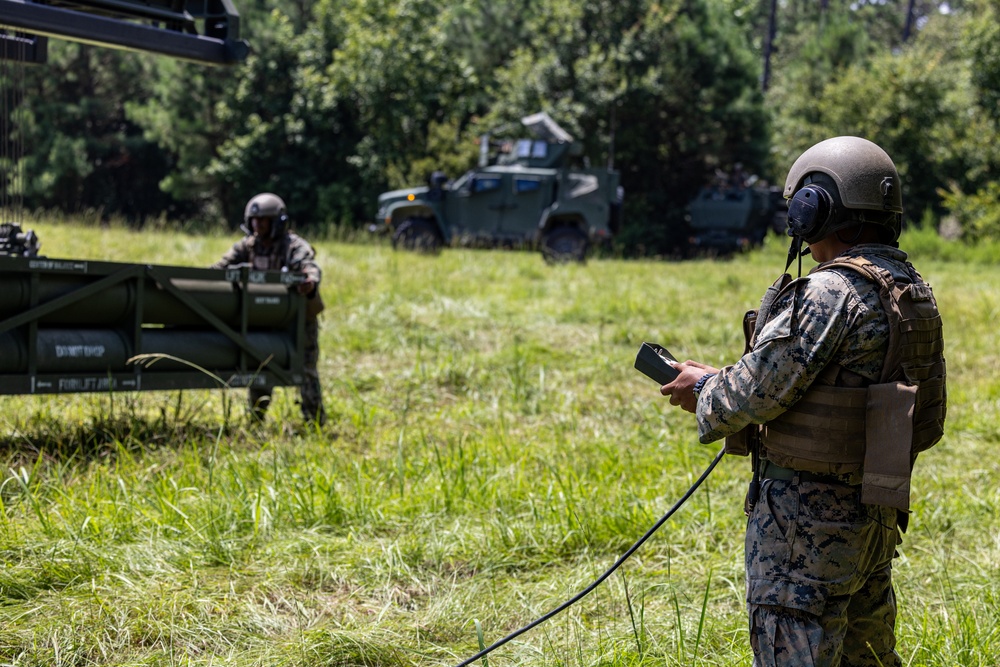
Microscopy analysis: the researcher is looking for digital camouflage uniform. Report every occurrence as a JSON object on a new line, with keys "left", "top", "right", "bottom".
{"left": 213, "top": 232, "right": 326, "bottom": 424}
{"left": 696, "top": 244, "right": 925, "bottom": 667}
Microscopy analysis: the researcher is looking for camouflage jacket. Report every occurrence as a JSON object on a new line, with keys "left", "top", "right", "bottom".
{"left": 213, "top": 232, "right": 322, "bottom": 286}
{"left": 696, "top": 244, "right": 916, "bottom": 444}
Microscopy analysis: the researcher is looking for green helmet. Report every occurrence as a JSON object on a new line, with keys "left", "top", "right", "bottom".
{"left": 244, "top": 193, "right": 288, "bottom": 239}
{"left": 783, "top": 136, "right": 903, "bottom": 244}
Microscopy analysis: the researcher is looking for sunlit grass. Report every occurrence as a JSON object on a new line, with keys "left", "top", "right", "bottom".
{"left": 1, "top": 219, "right": 997, "bottom": 665}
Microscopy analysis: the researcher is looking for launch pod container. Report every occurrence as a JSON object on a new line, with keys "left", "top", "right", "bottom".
{"left": 0, "top": 255, "right": 306, "bottom": 395}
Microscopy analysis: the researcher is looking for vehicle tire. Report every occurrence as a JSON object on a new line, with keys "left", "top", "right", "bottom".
{"left": 541, "top": 226, "right": 589, "bottom": 264}
{"left": 392, "top": 218, "right": 443, "bottom": 254}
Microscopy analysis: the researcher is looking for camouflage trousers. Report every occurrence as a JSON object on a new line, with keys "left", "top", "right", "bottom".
{"left": 746, "top": 477, "right": 902, "bottom": 667}
{"left": 249, "top": 316, "right": 326, "bottom": 425}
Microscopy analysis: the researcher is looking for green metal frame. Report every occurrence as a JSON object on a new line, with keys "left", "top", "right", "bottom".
{"left": 0, "top": 0, "right": 249, "bottom": 65}
{"left": 0, "top": 256, "right": 306, "bottom": 395}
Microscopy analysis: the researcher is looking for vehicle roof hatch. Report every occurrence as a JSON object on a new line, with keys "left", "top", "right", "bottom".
{"left": 520, "top": 112, "right": 574, "bottom": 144}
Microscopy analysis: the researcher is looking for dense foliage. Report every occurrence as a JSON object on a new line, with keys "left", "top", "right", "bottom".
{"left": 2, "top": 0, "right": 1000, "bottom": 248}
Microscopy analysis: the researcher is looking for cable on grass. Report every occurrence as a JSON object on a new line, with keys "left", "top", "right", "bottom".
{"left": 454, "top": 445, "right": 727, "bottom": 667}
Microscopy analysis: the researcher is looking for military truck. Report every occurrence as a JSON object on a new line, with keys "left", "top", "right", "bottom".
{"left": 684, "top": 182, "right": 785, "bottom": 255}
{"left": 373, "top": 113, "right": 623, "bottom": 262}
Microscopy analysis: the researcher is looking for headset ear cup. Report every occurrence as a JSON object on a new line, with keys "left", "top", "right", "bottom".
{"left": 786, "top": 184, "right": 833, "bottom": 241}
{"left": 272, "top": 213, "right": 289, "bottom": 240}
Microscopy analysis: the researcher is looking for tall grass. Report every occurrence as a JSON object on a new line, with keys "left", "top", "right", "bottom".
{"left": 0, "top": 220, "right": 997, "bottom": 665}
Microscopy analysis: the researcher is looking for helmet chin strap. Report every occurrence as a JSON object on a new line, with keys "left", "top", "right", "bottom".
{"left": 836, "top": 221, "right": 866, "bottom": 245}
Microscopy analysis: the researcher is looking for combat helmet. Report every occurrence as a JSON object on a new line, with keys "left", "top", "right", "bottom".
{"left": 244, "top": 193, "right": 289, "bottom": 239}
{"left": 783, "top": 136, "right": 903, "bottom": 244}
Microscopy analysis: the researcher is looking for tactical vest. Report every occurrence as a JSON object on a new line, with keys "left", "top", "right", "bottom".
{"left": 727, "top": 255, "right": 946, "bottom": 511}
{"left": 248, "top": 235, "right": 290, "bottom": 272}
{"left": 248, "top": 235, "right": 325, "bottom": 317}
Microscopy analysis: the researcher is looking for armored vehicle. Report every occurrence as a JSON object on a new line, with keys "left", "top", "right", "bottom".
{"left": 374, "top": 113, "right": 622, "bottom": 262}
{"left": 684, "top": 182, "right": 785, "bottom": 255}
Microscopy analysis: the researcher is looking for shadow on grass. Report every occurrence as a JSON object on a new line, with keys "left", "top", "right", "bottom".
{"left": 0, "top": 390, "right": 246, "bottom": 465}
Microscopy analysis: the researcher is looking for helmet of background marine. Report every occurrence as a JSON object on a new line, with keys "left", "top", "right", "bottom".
{"left": 243, "top": 193, "right": 289, "bottom": 240}
{"left": 783, "top": 136, "right": 903, "bottom": 244}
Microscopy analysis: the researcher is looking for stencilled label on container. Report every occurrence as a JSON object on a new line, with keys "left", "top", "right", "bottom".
{"left": 29, "top": 259, "right": 88, "bottom": 272}
{"left": 32, "top": 376, "right": 133, "bottom": 393}
{"left": 226, "top": 374, "right": 269, "bottom": 387}
{"left": 254, "top": 296, "right": 282, "bottom": 305}
{"left": 54, "top": 344, "right": 107, "bottom": 358}
{"left": 58, "top": 377, "right": 115, "bottom": 391}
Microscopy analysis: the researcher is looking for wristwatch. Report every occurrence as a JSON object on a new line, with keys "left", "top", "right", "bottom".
{"left": 692, "top": 373, "right": 715, "bottom": 397}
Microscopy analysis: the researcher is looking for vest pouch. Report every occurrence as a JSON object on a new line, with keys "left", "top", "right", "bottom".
{"left": 305, "top": 289, "right": 325, "bottom": 318}
{"left": 862, "top": 381, "right": 917, "bottom": 511}
{"left": 741, "top": 310, "right": 757, "bottom": 355}
{"left": 724, "top": 427, "right": 755, "bottom": 457}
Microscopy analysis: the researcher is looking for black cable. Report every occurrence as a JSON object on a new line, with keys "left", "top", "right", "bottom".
{"left": 454, "top": 445, "right": 727, "bottom": 667}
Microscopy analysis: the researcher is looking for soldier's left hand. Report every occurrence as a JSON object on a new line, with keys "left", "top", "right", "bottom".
{"left": 660, "top": 360, "right": 718, "bottom": 414}
{"left": 297, "top": 280, "right": 316, "bottom": 295}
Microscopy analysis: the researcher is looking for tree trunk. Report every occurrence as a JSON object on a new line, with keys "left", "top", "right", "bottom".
{"left": 762, "top": 0, "right": 779, "bottom": 92}
{"left": 902, "top": 0, "right": 917, "bottom": 43}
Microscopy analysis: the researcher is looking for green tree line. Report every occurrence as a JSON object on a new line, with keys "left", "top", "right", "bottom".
{"left": 3, "top": 0, "right": 999, "bottom": 250}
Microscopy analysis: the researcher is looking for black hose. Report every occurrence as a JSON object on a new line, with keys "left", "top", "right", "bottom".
{"left": 454, "top": 445, "right": 727, "bottom": 667}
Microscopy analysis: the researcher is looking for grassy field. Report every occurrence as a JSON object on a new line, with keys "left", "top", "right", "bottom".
{"left": 1, "top": 220, "right": 998, "bottom": 666}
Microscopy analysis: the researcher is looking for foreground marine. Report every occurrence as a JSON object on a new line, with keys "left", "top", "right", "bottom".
{"left": 660, "top": 136, "right": 947, "bottom": 666}
{"left": 213, "top": 193, "right": 327, "bottom": 426}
